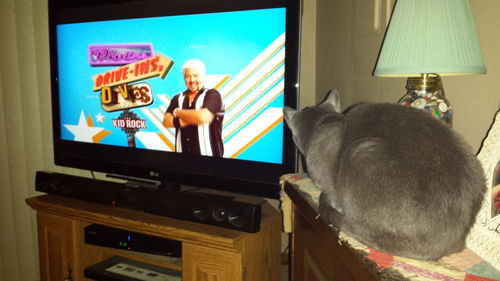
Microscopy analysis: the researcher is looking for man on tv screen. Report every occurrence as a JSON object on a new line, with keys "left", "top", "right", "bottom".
{"left": 163, "top": 59, "right": 225, "bottom": 157}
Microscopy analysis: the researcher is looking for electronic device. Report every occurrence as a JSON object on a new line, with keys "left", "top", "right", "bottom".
{"left": 36, "top": 171, "right": 264, "bottom": 232}
{"left": 45, "top": 0, "right": 299, "bottom": 231}
{"left": 84, "top": 256, "right": 181, "bottom": 281}
{"left": 48, "top": 0, "right": 299, "bottom": 199}
{"left": 84, "top": 224, "right": 181, "bottom": 258}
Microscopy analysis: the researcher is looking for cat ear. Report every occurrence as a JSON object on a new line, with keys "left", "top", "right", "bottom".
{"left": 324, "top": 89, "right": 341, "bottom": 113}
{"left": 283, "top": 106, "right": 297, "bottom": 125}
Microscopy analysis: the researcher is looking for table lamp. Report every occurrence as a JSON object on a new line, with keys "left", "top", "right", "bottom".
{"left": 374, "top": 0, "right": 486, "bottom": 125}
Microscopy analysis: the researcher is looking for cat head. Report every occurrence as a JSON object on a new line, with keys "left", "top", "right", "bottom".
{"left": 283, "top": 89, "right": 343, "bottom": 154}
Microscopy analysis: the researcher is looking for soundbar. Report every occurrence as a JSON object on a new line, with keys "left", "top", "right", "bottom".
{"left": 35, "top": 171, "right": 263, "bottom": 233}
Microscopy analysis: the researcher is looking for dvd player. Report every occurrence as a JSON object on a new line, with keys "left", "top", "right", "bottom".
{"left": 84, "top": 224, "right": 181, "bottom": 258}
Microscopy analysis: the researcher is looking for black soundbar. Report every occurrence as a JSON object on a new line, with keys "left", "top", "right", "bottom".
{"left": 35, "top": 171, "right": 263, "bottom": 233}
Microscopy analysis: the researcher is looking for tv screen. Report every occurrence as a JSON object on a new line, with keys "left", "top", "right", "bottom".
{"left": 49, "top": 0, "right": 299, "bottom": 199}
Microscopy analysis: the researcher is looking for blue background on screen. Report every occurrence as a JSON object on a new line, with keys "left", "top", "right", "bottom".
{"left": 57, "top": 8, "right": 286, "bottom": 164}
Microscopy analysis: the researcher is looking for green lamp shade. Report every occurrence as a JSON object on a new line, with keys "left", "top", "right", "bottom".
{"left": 374, "top": 0, "right": 486, "bottom": 77}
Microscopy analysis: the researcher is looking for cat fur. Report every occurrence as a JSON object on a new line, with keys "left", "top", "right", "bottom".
{"left": 283, "top": 90, "right": 486, "bottom": 260}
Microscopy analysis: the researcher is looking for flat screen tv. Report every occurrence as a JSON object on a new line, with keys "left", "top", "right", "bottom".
{"left": 48, "top": 0, "right": 300, "bottom": 199}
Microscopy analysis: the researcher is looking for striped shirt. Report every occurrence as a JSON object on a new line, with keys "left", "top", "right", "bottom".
{"left": 166, "top": 88, "right": 225, "bottom": 157}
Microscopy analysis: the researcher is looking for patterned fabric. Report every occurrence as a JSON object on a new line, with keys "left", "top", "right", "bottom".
{"left": 280, "top": 173, "right": 500, "bottom": 281}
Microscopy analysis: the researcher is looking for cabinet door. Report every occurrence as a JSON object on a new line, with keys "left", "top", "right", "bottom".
{"left": 183, "top": 243, "right": 242, "bottom": 281}
{"left": 37, "top": 212, "right": 76, "bottom": 281}
{"left": 292, "top": 211, "right": 357, "bottom": 281}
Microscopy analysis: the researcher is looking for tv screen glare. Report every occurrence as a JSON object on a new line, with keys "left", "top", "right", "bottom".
{"left": 49, "top": 0, "right": 299, "bottom": 198}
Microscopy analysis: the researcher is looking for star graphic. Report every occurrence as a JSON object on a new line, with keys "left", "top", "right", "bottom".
{"left": 64, "top": 111, "right": 106, "bottom": 143}
{"left": 96, "top": 112, "right": 105, "bottom": 123}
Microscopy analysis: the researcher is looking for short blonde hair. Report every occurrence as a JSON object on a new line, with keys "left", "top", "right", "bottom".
{"left": 182, "top": 59, "right": 206, "bottom": 77}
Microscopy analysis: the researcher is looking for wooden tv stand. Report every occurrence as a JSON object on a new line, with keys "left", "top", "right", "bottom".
{"left": 26, "top": 194, "right": 282, "bottom": 281}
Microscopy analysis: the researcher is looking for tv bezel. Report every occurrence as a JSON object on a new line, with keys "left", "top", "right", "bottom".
{"left": 48, "top": 0, "right": 300, "bottom": 199}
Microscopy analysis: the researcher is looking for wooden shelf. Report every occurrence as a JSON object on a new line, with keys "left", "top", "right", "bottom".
{"left": 284, "top": 182, "right": 378, "bottom": 281}
{"left": 27, "top": 194, "right": 282, "bottom": 281}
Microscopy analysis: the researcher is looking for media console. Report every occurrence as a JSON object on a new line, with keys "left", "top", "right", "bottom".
{"left": 35, "top": 171, "right": 264, "bottom": 233}
{"left": 26, "top": 193, "right": 282, "bottom": 281}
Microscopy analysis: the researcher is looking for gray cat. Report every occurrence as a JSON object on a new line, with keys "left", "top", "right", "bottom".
{"left": 283, "top": 90, "right": 486, "bottom": 260}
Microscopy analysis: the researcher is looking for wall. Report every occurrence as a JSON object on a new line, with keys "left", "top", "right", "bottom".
{"left": 299, "top": 0, "right": 318, "bottom": 108}
{"left": 315, "top": 0, "right": 500, "bottom": 153}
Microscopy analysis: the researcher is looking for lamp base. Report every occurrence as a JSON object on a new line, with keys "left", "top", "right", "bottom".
{"left": 398, "top": 75, "right": 452, "bottom": 125}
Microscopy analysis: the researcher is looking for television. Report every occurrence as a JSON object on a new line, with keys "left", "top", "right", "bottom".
{"left": 48, "top": 0, "right": 300, "bottom": 200}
